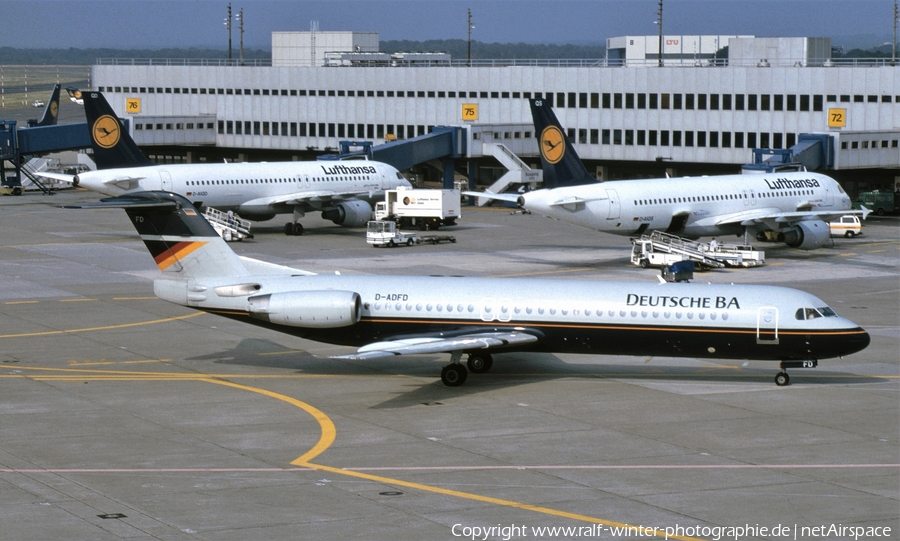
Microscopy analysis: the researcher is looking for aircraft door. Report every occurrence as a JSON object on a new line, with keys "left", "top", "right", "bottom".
{"left": 749, "top": 189, "right": 757, "bottom": 206}
{"left": 823, "top": 184, "right": 834, "bottom": 206}
{"left": 606, "top": 189, "right": 620, "bottom": 220}
{"left": 159, "top": 171, "right": 172, "bottom": 191}
{"left": 742, "top": 190, "right": 750, "bottom": 206}
{"left": 756, "top": 306, "right": 779, "bottom": 344}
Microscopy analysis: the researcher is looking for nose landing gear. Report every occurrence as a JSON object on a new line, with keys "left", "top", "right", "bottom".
{"left": 775, "top": 359, "right": 818, "bottom": 386}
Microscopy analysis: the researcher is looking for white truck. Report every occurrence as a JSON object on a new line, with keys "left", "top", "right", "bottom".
{"left": 374, "top": 187, "right": 461, "bottom": 230}
{"left": 366, "top": 220, "right": 417, "bottom": 247}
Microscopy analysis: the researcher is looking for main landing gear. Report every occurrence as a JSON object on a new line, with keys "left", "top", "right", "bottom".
{"left": 284, "top": 222, "right": 304, "bottom": 236}
{"left": 440, "top": 352, "right": 494, "bottom": 387}
{"left": 775, "top": 359, "right": 818, "bottom": 386}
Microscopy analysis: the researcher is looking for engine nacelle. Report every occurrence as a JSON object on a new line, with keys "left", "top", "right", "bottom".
{"left": 234, "top": 203, "right": 277, "bottom": 222}
{"left": 248, "top": 290, "right": 361, "bottom": 328}
{"left": 780, "top": 220, "right": 830, "bottom": 250}
{"left": 321, "top": 200, "right": 373, "bottom": 227}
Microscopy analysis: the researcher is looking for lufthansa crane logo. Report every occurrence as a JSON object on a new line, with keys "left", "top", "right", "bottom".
{"left": 49, "top": 101, "right": 58, "bottom": 118}
{"left": 540, "top": 126, "right": 565, "bottom": 164}
{"left": 92, "top": 115, "right": 120, "bottom": 149}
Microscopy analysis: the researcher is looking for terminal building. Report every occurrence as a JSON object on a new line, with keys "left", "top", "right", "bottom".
{"left": 89, "top": 31, "right": 899, "bottom": 196}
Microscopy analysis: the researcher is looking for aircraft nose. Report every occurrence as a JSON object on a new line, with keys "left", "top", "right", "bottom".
{"left": 839, "top": 327, "right": 870, "bottom": 357}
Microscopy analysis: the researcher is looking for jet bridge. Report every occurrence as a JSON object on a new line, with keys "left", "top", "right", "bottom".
{"left": 321, "top": 127, "right": 467, "bottom": 189}
{"left": 744, "top": 133, "right": 834, "bottom": 173}
{"left": 1, "top": 119, "right": 93, "bottom": 194}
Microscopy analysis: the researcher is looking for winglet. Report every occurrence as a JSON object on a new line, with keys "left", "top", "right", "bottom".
{"left": 859, "top": 205, "right": 872, "bottom": 221}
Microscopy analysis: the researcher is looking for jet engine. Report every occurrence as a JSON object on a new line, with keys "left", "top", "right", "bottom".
{"left": 321, "top": 200, "right": 373, "bottom": 227}
{"left": 248, "top": 290, "right": 361, "bottom": 328}
{"left": 779, "top": 220, "right": 830, "bottom": 250}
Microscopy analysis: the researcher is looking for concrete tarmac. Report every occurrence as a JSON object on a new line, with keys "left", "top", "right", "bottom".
{"left": 1, "top": 188, "right": 897, "bottom": 540}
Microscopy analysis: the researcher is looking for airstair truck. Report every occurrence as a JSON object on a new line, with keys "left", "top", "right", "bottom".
{"left": 374, "top": 187, "right": 461, "bottom": 230}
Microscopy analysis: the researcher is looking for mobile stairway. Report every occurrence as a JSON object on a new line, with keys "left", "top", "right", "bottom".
{"left": 203, "top": 207, "right": 253, "bottom": 242}
{"left": 631, "top": 231, "right": 765, "bottom": 269}
{"left": 472, "top": 143, "right": 542, "bottom": 206}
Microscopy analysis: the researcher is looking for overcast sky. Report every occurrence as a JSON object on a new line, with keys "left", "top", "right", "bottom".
{"left": 0, "top": 0, "right": 893, "bottom": 49}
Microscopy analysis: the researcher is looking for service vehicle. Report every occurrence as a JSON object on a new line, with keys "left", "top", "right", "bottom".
{"left": 829, "top": 215, "right": 862, "bottom": 238}
{"left": 854, "top": 190, "right": 900, "bottom": 216}
{"left": 366, "top": 220, "right": 418, "bottom": 247}
{"left": 374, "top": 187, "right": 460, "bottom": 230}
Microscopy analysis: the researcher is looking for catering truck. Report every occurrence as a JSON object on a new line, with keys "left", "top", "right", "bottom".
{"left": 374, "top": 187, "right": 461, "bottom": 230}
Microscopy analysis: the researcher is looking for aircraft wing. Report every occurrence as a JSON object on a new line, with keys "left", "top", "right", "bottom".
{"left": 331, "top": 330, "right": 540, "bottom": 360}
{"left": 240, "top": 189, "right": 377, "bottom": 209}
{"left": 713, "top": 206, "right": 871, "bottom": 228}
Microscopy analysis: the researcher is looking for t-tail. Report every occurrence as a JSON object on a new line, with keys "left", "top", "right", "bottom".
{"left": 80, "top": 90, "right": 155, "bottom": 169}
{"left": 34, "top": 84, "right": 61, "bottom": 127}
{"left": 529, "top": 98, "right": 598, "bottom": 189}
{"left": 63, "top": 191, "right": 249, "bottom": 279}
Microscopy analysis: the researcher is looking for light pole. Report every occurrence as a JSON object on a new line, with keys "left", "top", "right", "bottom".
{"left": 224, "top": 3, "right": 233, "bottom": 64}
{"left": 655, "top": 0, "right": 663, "bottom": 67}
{"left": 893, "top": 0, "right": 898, "bottom": 65}
{"left": 236, "top": 8, "right": 244, "bottom": 65}
{"left": 467, "top": 8, "right": 475, "bottom": 67}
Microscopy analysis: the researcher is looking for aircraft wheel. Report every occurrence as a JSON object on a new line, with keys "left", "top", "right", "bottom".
{"left": 292, "top": 223, "right": 304, "bottom": 236}
{"left": 441, "top": 364, "right": 468, "bottom": 387}
{"left": 774, "top": 371, "right": 790, "bottom": 386}
{"left": 467, "top": 353, "right": 493, "bottom": 373}
{"left": 284, "top": 222, "right": 294, "bottom": 236}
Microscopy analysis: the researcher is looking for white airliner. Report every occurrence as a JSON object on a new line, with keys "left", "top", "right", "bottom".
{"left": 67, "top": 191, "right": 870, "bottom": 387}
{"left": 40, "top": 91, "right": 411, "bottom": 235}
{"left": 469, "top": 99, "right": 869, "bottom": 250}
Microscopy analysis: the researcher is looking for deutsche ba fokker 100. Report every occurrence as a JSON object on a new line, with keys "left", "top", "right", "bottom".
{"left": 67, "top": 191, "right": 870, "bottom": 387}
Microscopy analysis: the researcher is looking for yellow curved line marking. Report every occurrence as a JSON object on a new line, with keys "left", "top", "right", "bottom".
{"left": 34, "top": 369, "right": 701, "bottom": 540}
{"left": 302, "top": 461, "right": 702, "bottom": 541}
{"left": 199, "top": 378, "right": 337, "bottom": 466}
{"left": 190, "top": 379, "right": 700, "bottom": 541}
{"left": 0, "top": 311, "right": 205, "bottom": 339}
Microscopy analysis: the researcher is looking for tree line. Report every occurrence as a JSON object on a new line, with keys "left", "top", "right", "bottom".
{"left": 0, "top": 41, "right": 891, "bottom": 65}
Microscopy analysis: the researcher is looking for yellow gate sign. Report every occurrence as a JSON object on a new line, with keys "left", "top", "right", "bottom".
{"left": 126, "top": 98, "right": 141, "bottom": 114}
{"left": 827, "top": 108, "right": 846, "bottom": 128}
{"left": 461, "top": 103, "right": 478, "bottom": 121}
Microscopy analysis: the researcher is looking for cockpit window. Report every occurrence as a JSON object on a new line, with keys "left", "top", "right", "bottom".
{"left": 795, "top": 307, "right": 838, "bottom": 320}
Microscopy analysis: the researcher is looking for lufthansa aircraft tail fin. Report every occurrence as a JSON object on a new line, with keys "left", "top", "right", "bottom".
{"left": 529, "top": 98, "right": 598, "bottom": 189}
{"left": 63, "top": 191, "right": 250, "bottom": 278}
{"left": 80, "top": 90, "right": 155, "bottom": 170}
{"left": 35, "top": 84, "right": 61, "bottom": 127}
